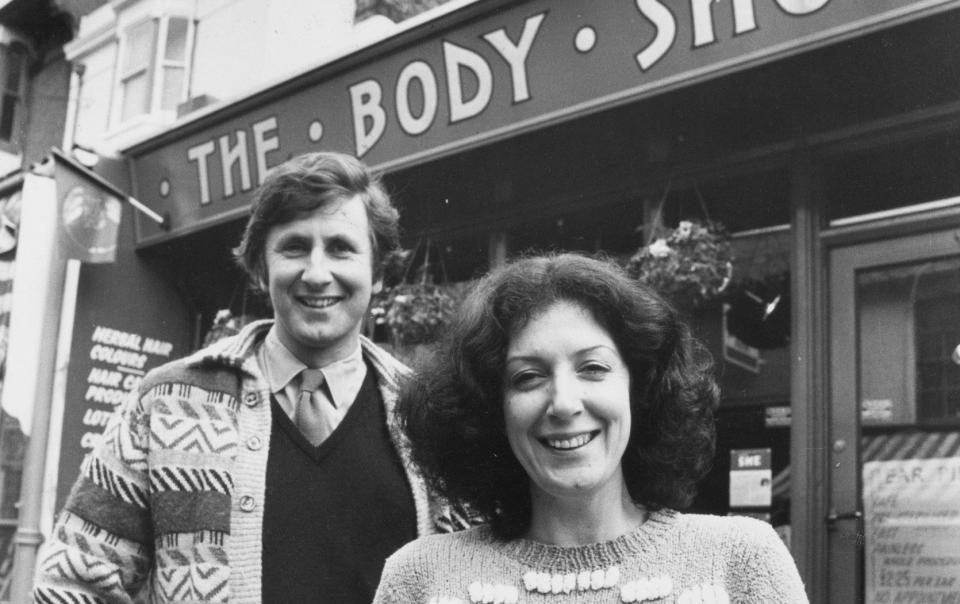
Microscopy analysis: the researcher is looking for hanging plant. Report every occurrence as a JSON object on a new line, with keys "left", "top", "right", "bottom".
{"left": 383, "top": 282, "right": 457, "bottom": 346}
{"left": 627, "top": 219, "right": 734, "bottom": 309}
{"left": 725, "top": 272, "right": 791, "bottom": 349}
{"left": 370, "top": 243, "right": 458, "bottom": 347}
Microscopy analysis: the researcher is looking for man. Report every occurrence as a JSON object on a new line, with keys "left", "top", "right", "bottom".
{"left": 34, "top": 152, "right": 452, "bottom": 603}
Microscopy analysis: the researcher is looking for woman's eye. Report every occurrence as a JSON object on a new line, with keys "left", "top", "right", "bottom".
{"left": 580, "top": 362, "right": 611, "bottom": 377}
{"left": 510, "top": 371, "right": 542, "bottom": 389}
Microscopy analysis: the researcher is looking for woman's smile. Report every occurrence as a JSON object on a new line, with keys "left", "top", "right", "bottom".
{"left": 539, "top": 430, "right": 601, "bottom": 451}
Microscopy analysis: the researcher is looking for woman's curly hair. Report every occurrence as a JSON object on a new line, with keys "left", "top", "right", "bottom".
{"left": 399, "top": 252, "right": 719, "bottom": 540}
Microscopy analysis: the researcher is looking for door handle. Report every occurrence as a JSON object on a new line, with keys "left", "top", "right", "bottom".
{"left": 826, "top": 509, "right": 862, "bottom": 524}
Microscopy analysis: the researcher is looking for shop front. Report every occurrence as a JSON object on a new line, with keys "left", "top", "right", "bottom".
{"left": 21, "top": 1, "right": 960, "bottom": 601}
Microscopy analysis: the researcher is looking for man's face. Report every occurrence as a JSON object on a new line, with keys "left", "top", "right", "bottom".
{"left": 262, "top": 195, "right": 381, "bottom": 367}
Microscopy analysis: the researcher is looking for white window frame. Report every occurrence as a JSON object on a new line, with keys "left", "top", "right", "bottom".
{"left": 112, "top": 12, "right": 195, "bottom": 128}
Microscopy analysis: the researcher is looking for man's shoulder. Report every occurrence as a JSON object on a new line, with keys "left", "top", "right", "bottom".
{"left": 139, "top": 320, "right": 272, "bottom": 394}
{"left": 361, "top": 337, "right": 412, "bottom": 384}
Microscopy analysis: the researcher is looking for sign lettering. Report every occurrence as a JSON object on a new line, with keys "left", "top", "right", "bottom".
{"left": 128, "top": 0, "right": 960, "bottom": 244}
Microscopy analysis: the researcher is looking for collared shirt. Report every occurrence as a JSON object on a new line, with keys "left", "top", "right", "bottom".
{"left": 256, "top": 326, "right": 368, "bottom": 427}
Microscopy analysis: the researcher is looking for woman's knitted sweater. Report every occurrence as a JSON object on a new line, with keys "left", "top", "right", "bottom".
{"left": 374, "top": 509, "right": 808, "bottom": 604}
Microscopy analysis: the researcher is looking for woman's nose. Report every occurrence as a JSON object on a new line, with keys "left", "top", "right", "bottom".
{"left": 547, "top": 372, "right": 583, "bottom": 419}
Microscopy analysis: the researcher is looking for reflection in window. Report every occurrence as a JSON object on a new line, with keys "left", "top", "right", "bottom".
{"left": 858, "top": 258, "right": 960, "bottom": 425}
{"left": 916, "top": 281, "right": 960, "bottom": 421}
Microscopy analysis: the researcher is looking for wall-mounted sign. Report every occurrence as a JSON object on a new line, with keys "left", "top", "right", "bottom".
{"left": 864, "top": 457, "right": 960, "bottom": 604}
{"left": 127, "top": 0, "right": 960, "bottom": 245}
{"left": 729, "top": 447, "right": 772, "bottom": 508}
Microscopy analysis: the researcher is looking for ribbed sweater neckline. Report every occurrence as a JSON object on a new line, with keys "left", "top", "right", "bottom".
{"left": 497, "top": 508, "right": 678, "bottom": 571}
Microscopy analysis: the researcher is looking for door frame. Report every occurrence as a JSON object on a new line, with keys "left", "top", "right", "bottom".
{"left": 823, "top": 220, "right": 960, "bottom": 603}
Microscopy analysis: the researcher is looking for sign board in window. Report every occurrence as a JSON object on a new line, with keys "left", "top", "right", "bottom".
{"left": 864, "top": 457, "right": 960, "bottom": 603}
{"left": 729, "top": 447, "right": 772, "bottom": 508}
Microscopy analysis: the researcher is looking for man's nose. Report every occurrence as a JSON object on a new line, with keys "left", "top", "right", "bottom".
{"left": 300, "top": 249, "right": 333, "bottom": 284}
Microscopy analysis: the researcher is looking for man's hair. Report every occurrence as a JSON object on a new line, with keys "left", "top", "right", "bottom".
{"left": 399, "top": 252, "right": 719, "bottom": 539}
{"left": 233, "top": 151, "right": 400, "bottom": 290}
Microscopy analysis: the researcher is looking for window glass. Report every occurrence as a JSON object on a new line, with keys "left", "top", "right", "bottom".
{"left": 161, "top": 66, "right": 184, "bottom": 110}
{"left": 165, "top": 18, "right": 189, "bottom": 61}
{"left": 123, "top": 20, "right": 157, "bottom": 75}
{"left": 121, "top": 72, "right": 149, "bottom": 121}
{"left": 0, "top": 93, "right": 16, "bottom": 140}
{"left": 4, "top": 46, "right": 23, "bottom": 93}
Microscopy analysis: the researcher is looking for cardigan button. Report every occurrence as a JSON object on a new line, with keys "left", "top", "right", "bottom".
{"left": 246, "top": 435, "right": 263, "bottom": 451}
{"left": 243, "top": 393, "right": 259, "bottom": 407}
{"left": 239, "top": 495, "right": 256, "bottom": 512}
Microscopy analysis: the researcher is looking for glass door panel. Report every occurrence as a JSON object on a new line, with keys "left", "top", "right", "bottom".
{"left": 829, "top": 228, "right": 960, "bottom": 604}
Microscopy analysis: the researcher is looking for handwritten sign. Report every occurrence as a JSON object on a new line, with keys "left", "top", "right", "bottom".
{"left": 864, "top": 457, "right": 960, "bottom": 604}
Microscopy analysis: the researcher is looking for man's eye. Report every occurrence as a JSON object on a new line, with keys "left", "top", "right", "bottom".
{"left": 328, "top": 240, "right": 356, "bottom": 255}
{"left": 279, "top": 241, "right": 308, "bottom": 255}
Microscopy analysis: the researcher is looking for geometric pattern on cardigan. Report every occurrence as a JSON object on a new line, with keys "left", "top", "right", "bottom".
{"left": 35, "top": 511, "right": 150, "bottom": 603}
{"left": 149, "top": 387, "right": 239, "bottom": 455}
{"left": 85, "top": 455, "right": 149, "bottom": 508}
{"left": 149, "top": 467, "right": 234, "bottom": 494}
{"left": 34, "top": 320, "right": 443, "bottom": 603}
{"left": 153, "top": 557, "right": 230, "bottom": 601}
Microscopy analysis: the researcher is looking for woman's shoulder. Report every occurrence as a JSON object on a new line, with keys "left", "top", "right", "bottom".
{"left": 672, "top": 511, "right": 785, "bottom": 550}
{"left": 386, "top": 525, "right": 498, "bottom": 569}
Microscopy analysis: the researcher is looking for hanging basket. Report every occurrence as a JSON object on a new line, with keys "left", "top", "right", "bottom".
{"left": 627, "top": 219, "right": 733, "bottom": 309}
{"left": 370, "top": 243, "right": 458, "bottom": 347}
{"left": 725, "top": 272, "right": 791, "bottom": 349}
{"left": 383, "top": 282, "right": 456, "bottom": 346}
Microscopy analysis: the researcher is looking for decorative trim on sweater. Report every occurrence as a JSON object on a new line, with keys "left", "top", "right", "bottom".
{"left": 373, "top": 510, "right": 809, "bottom": 604}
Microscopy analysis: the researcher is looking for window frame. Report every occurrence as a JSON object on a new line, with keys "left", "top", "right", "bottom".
{"left": 113, "top": 13, "right": 195, "bottom": 127}
{"left": 0, "top": 42, "right": 29, "bottom": 148}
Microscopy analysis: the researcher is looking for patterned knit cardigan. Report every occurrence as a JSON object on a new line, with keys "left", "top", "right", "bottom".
{"left": 33, "top": 320, "right": 444, "bottom": 603}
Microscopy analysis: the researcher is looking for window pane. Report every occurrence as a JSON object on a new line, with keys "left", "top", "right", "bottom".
{"left": 4, "top": 46, "right": 24, "bottom": 93}
{"left": 165, "top": 18, "right": 189, "bottom": 62}
{"left": 121, "top": 72, "right": 149, "bottom": 120}
{"left": 0, "top": 93, "right": 16, "bottom": 140}
{"left": 123, "top": 20, "right": 157, "bottom": 74}
{"left": 161, "top": 66, "right": 184, "bottom": 110}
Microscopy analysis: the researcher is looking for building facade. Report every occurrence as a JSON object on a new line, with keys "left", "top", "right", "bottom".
{"left": 7, "top": 1, "right": 960, "bottom": 602}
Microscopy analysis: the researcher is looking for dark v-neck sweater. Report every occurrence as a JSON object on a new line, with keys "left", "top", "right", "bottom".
{"left": 261, "top": 363, "right": 417, "bottom": 603}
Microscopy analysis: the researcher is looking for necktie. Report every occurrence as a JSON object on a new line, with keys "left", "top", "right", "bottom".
{"left": 295, "top": 368, "right": 334, "bottom": 446}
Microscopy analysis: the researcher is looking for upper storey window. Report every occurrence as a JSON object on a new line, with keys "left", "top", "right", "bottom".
{"left": 116, "top": 15, "right": 192, "bottom": 125}
{"left": 0, "top": 42, "right": 27, "bottom": 144}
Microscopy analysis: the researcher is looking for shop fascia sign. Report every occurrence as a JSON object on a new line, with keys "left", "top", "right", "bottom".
{"left": 128, "top": 0, "right": 960, "bottom": 244}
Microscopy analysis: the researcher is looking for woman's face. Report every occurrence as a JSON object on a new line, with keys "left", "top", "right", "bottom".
{"left": 503, "top": 300, "right": 633, "bottom": 503}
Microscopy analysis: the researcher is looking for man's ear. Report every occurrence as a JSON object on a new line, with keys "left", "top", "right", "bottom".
{"left": 372, "top": 278, "right": 384, "bottom": 295}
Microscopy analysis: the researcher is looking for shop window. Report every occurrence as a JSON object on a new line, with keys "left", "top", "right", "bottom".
{"left": 917, "top": 293, "right": 960, "bottom": 421}
{"left": 0, "top": 43, "right": 27, "bottom": 144}
{"left": 117, "top": 16, "right": 192, "bottom": 124}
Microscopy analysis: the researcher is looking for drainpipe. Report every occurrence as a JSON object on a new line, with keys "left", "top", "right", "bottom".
{"left": 61, "top": 62, "right": 84, "bottom": 151}
{"left": 7, "top": 61, "right": 86, "bottom": 604}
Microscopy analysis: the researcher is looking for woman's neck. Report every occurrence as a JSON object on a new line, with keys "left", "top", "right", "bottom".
{"left": 525, "top": 482, "right": 648, "bottom": 547}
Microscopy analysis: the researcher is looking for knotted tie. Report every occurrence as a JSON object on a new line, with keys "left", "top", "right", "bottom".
{"left": 295, "top": 368, "right": 334, "bottom": 446}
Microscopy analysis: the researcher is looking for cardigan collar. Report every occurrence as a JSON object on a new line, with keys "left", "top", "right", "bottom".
{"left": 184, "top": 318, "right": 412, "bottom": 389}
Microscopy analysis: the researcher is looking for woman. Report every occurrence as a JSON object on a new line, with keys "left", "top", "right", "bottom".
{"left": 376, "top": 252, "right": 807, "bottom": 603}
